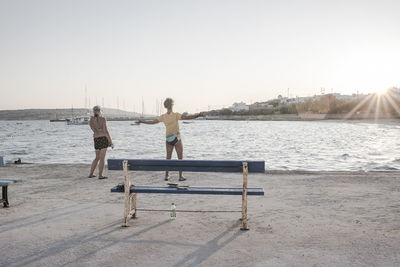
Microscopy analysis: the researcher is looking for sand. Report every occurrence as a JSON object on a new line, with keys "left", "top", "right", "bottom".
{"left": 0, "top": 164, "right": 399, "bottom": 266}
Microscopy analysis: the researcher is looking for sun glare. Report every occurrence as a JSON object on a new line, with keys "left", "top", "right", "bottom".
{"left": 343, "top": 87, "right": 400, "bottom": 121}
{"left": 375, "top": 88, "right": 388, "bottom": 95}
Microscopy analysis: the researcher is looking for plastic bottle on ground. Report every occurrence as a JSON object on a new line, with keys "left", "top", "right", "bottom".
{"left": 170, "top": 203, "right": 176, "bottom": 220}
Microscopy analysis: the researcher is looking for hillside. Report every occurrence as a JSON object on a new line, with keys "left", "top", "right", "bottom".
{"left": 0, "top": 108, "right": 149, "bottom": 120}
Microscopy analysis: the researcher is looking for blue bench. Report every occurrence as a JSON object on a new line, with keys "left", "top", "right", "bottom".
{"left": 0, "top": 178, "right": 21, "bottom": 207}
{"left": 108, "top": 159, "right": 265, "bottom": 230}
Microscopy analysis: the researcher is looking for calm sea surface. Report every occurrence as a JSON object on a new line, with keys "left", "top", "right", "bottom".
{"left": 0, "top": 120, "right": 399, "bottom": 171}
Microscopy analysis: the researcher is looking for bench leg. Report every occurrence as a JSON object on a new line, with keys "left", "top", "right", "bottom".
{"left": 131, "top": 193, "right": 137, "bottom": 218}
{"left": 122, "top": 160, "right": 138, "bottom": 226}
{"left": 123, "top": 193, "right": 137, "bottom": 226}
{"left": 123, "top": 160, "right": 131, "bottom": 226}
{"left": 241, "top": 162, "right": 249, "bottom": 230}
{"left": 2, "top": 185, "right": 9, "bottom": 208}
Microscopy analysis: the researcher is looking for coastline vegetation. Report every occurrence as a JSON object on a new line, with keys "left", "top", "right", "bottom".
{"left": 206, "top": 87, "right": 400, "bottom": 119}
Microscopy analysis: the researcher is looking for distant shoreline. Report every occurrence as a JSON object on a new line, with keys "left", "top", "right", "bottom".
{"left": 204, "top": 114, "right": 400, "bottom": 121}
{"left": 0, "top": 108, "right": 399, "bottom": 121}
{"left": 1, "top": 116, "right": 399, "bottom": 122}
{"left": 0, "top": 108, "right": 146, "bottom": 121}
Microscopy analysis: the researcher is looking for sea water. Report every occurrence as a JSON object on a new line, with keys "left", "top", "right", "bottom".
{"left": 0, "top": 119, "right": 399, "bottom": 171}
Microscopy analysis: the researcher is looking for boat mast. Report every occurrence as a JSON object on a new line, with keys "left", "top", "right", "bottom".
{"left": 141, "top": 97, "right": 144, "bottom": 118}
{"left": 85, "top": 85, "right": 88, "bottom": 109}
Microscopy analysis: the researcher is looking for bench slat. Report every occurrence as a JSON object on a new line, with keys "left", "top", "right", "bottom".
{"left": 0, "top": 178, "right": 21, "bottom": 182}
{"left": 111, "top": 185, "right": 264, "bottom": 196}
{"left": 0, "top": 179, "right": 21, "bottom": 186}
{"left": 108, "top": 159, "right": 265, "bottom": 173}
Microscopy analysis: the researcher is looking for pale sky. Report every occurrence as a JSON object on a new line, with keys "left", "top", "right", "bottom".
{"left": 1, "top": 0, "right": 399, "bottom": 114}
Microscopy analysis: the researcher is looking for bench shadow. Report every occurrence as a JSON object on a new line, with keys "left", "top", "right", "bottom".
{"left": 8, "top": 219, "right": 169, "bottom": 267}
{"left": 60, "top": 219, "right": 196, "bottom": 266}
{"left": 62, "top": 219, "right": 243, "bottom": 267}
{"left": 5, "top": 215, "right": 243, "bottom": 267}
{"left": 172, "top": 221, "right": 244, "bottom": 267}
{"left": 0, "top": 203, "right": 96, "bottom": 234}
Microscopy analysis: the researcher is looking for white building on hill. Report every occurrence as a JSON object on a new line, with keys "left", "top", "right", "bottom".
{"left": 332, "top": 93, "right": 358, "bottom": 100}
{"left": 229, "top": 102, "right": 249, "bottom": 111}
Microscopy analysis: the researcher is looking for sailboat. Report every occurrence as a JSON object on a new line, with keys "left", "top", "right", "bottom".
{"left": 131, "top": 98, "right": 145, "bottom": 126}
{"left": 50, "top": 113, "right": 66, "bottom": 122}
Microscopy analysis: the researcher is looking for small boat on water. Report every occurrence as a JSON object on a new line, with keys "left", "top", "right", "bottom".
{"left": 66, "top": 106, "right": 90, "bottom": 125}
{"left": 66, "top": 116, "right": 89, "bottom": 125}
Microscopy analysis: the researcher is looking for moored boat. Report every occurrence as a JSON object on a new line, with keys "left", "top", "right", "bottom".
{"left": 66, "top": 116, "right": 89, "bottom": 125}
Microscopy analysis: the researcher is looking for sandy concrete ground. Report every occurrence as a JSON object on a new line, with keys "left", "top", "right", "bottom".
{"left": 0, "top": 164, "right": 399, "bottom": 267}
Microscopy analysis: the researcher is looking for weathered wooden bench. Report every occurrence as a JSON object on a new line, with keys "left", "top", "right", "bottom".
{"left": 108, "top": 159, "right": 265, "bottom": 230}
{"left": 0, "top": 178, "right": 21, "bottom": 207}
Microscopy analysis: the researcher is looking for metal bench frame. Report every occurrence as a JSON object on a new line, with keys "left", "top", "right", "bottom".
{"left": 0, "top": 179, "right": 21, "bottom": 207}
{"left": 1, "top": 183, "right": 9, "bottom": 207}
